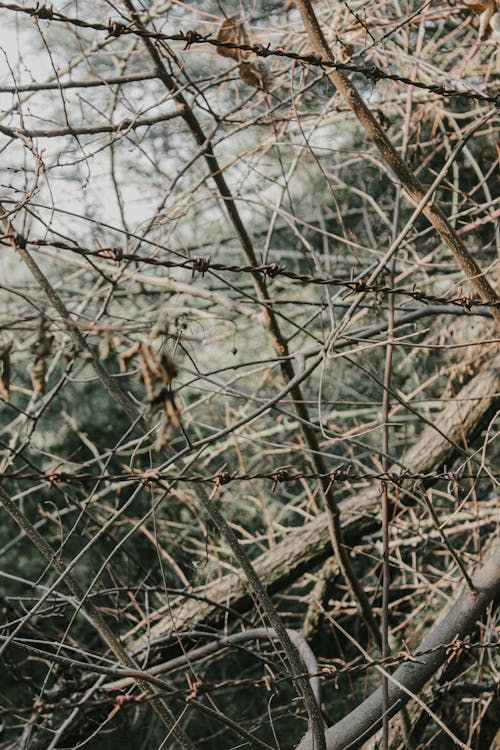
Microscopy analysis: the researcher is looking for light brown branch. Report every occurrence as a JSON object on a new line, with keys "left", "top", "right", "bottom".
{"left": 294, "top": 0, "right": 500, "bottom": 324}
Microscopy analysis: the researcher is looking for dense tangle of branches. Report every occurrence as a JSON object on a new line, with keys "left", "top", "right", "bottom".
{"left": 0, "top": 1, "right": 498, "bottom": 749}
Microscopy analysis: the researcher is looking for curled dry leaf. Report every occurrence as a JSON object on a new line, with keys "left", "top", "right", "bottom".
{"left": 99, "top": 335, "right": 111, "bottom": 361}
{"left": 154, "top": 392, "right": 182, "bottom": 452}
{"left": 32, "top": 316, "right": 53, "bottom": 359}
{"left": 467, "top": 0, "right": 497, "bottom": 40}
{"left": 216, "top": 15, "right": 251, "bottom": 61}
{"left": 30, "top": 357, "right": 47, "bottom": 394}
{"left": 118, "top": 339, "right": 183, "bottom": 450}
{"left": 216, "top": 14, "right": 272, "bottom": 91}
{"left": 239, "top": 61, "right": 272, "bottom": 91}
{"left": 478, "top": 2, "right": 495, "bottom": 38}
{"left": 119, "top": 340, "right": 141, "bottom": 372}
{"left": 29, "top": 317, "right": 53, "bottom": 394}
{"left": 490, "top": 10, "right": 500, "bottom": 32}
{"left": 157, "top": 352, "right": 178, "bottom": 389}
{"left": 0, "top": 337, "right": 13, "bottom": 401}
{"left": 140, "top": 345, "right": 182, "bottom": 450}
{"left": 99, "top": 333, "right": 123, "bottom": 361}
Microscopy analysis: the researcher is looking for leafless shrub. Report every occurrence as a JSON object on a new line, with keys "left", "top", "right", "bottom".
{"left": 0, "top": 1, "right": 498, "bottom": 748}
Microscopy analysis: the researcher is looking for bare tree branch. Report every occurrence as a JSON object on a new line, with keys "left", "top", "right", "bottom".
{"left": 296, "top": 541, "right": 500, "bottom": 750}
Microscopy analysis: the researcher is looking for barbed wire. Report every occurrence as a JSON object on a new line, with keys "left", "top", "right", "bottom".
{"left": 5, "top": 466, "right": 497, "bottom": 489}
{"left": 7, "top": 235, "right": 499, "bottom": 311}
{"left": 1, "top": 1, "right": 499, "bottom": 105}
{"left": 1, "top": 632, "right": 494, "bottom": 714}
{"left": 1, "top": 2, "right": 498, "bottom": 747}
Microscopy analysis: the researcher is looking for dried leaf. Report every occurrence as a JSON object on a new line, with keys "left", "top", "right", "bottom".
{"left": 119, "top": 341, "right": 141, "bottom": 372}
{"left": 117, "top": 339, "right": 182, "bottom": 447}
{"left": 30, "top": 358, "right": 46, "bottom": 393}
{"left": 467, "top": 0, "right": 496, "bottom": 39}
{"left": 157, "top": 353, "right": 178, "bottom": 389}
{"left": 216, "top": 15, "right": 251, "bottom": 61}
{"left": 238, "top": 61, "right": 271, "bottom": 91}
{"left": 164, "top": 391, "right": 182, "bottom": 430}
{"left": 488, "top": 9, "right": 500, "bottom": 35}
{"left": 139, "top": 344, "right": 158, "bottom": 402}
{"left": 99, "top": 335, "right": 111, "bottom": 361}
{"left": 479, "top": 4, "right": 495, "bottom": 39}
{"left": 0, "top": 338, "right": 12, "bottom": 401}
{"left": 32, "top": 316, "right": 53, "bottom": 358}
{"left": 154, "top": 393, "right": 182, "bottom": 452}
{"left": 28, "top": 318, "right": 53, "bottom": 393}
{"left": 154, "top": 412, "right": 174, "bottom": 451}
{"left": 146, "top": 387, "right": 168, "bottom": 418}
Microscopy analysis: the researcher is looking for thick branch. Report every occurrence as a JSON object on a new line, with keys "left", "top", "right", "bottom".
{"left": 103, "top": 627, "right": 321, "bottom": 702}
{"left": 294, "top": 0, "right": 500, "bottom": 323}
{"left": 127, "top": 349, "right": 500, "bottom": 649}
{"left": 295, "top": 542, "right": 500, "bottom": 750}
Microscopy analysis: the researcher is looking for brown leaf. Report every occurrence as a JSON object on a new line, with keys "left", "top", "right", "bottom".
{"left": 239, "top": 61, "right": 271, "bottom": 91}
{"left": 99, "top": 335, "right": 111, "bottom": 361}
{"left": 119, "top": 341, "right": 140, "bottom": 372}
{"left": 467, "top": 0, "right": 497, "bottom": 39}
{"left": 491, "top": 10, "right": 500, "bottom": 30}
{"left": 479, "top": 3, "right": 495, "bottom": 39}
{"left": 30, "top": 358, "right": 46, "bottom": 394}
{"left": 157, "top": 353, "right": 178, "bottom": 389}
{"left": 216, "top": 15, "right": 251, "bottom": 61}
{"left": 0, "top": 338, "right": 12, "bottom": 401}
{"left": 154, "top": 393, "right": 182, "bottom": 452}
{"left": 467, "top": 0, "right": 490, "bottom": 12}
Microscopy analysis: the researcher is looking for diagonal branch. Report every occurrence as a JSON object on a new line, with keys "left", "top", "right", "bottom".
{"left": 0, "top": 484, "right": 195, "bottom": 750}
{"left": 126, "top": 348, "right": 500, "bottom": 648}
{"left": 121, "top": 0, "right": 382, "bottom": 656}
{"left": 295, "top": 541, "right": 500, "bottom": 750}
{"left": 294, "top": 0, "right": 500, "bottom": 325}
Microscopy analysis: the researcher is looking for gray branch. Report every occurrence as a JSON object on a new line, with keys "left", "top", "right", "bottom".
{"left": 296, "top": 543, "right": 500, "bottom": 749}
